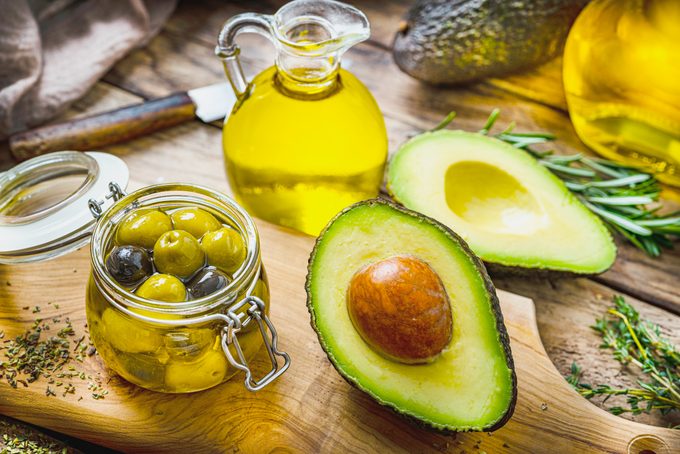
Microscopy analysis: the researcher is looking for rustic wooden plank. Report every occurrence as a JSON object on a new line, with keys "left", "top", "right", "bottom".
{"left": 594, "top": 239, "right": 680, "bottom": 317}
{"left": 2, "top": 3, "right": 678, "bottom": 449}
{"left": 0, "top": 73, "right": 677, "bottom": 452}
{"left": 493, "top": 275, "right": 680, "bottom": 429}
{"left": 164, "top": 0, "right": 568, "bottom": 111}
{"left": 3, "top": 79, "right": 678, "bottom": 439}
{"left": 62, "top": 82, "right": 143, "bottom": 119}
{"left": 1, "top": 237, "right": 679, "bottom": 452}
{"left": 163, "top": 0, "right": 412, "bottom": 51}
{"left": 101, "top": 19, "right": 680, "bottom": 315}
{"left": 487, "top": 59, "right": 567, "bottom": 112}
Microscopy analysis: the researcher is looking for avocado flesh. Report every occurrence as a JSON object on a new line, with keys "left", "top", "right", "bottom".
{"left": 307, "top": 200, "right": 516, "bottom": 431}
{"left": 387, "top": 131, "right": 617, "bottom": 274}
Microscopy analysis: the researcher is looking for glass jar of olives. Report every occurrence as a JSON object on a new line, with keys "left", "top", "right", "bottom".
{"left": 0, "top": 152, "right": 289, "bottom": 393}
{"left": 87, "top": 183, "right": 289, "bottom": 393}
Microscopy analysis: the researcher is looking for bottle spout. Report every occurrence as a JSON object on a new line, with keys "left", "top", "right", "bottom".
{"left": 273, "top": 0, "right": 370, "bottom": 58}
{"left": 215, "top": 0, "right": 370, "bottom": 98}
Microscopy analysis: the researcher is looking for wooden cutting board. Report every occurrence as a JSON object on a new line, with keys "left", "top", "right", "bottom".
{"left": 0, "top": 220, "right": 678, "bottom": 454}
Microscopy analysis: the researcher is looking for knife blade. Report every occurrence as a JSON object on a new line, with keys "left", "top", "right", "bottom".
{"left": 8, "top": 82, "right": 236, "bottom": 161}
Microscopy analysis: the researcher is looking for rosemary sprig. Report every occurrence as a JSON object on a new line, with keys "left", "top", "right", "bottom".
{"left": 437, "top": 109, "right": 680, "bottom": 256}
{"left": 565, "top": 296, "right": 680, "bottom": 418}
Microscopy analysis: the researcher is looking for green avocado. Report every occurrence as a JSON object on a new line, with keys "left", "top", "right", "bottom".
{"left": 387, "top": 130, "right": 617, "bottom": 274}
{"left": 306, "top": 199, "right": 516, "bottom": 432}
{"left": 393, "top": 0, "right": 588, "bottom": 84}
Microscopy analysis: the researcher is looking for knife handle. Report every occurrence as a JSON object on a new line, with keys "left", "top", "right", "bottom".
{"left": 9, "top": 92, "right": 196, "bottom": 161}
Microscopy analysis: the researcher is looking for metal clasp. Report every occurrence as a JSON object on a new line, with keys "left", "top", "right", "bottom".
{"left": 221, "top": 296, "right": 290, "bottom": 392}
{"left": 88, "top": 182, "right": 126, "bottom": 219}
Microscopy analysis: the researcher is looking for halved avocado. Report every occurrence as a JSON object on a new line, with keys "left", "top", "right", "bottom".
{"left": 306, "top": 199, "right": 516, "bottom": 432}
{"left": 387, "top": 131, "right": 617, "bottom": 274}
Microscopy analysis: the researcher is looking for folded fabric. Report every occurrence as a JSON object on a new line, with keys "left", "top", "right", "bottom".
{"left": 0, "top": 0, "right": 177, "bottom": 140}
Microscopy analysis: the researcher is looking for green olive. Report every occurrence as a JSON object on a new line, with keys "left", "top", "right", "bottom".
{"left": 117, "top": 209, "right": 172, "bottom": 249}
{"left": 135, "top": 273, "right": 187, "bottom": 302}
{"left": 153, "top": 230, "right": 205, "bottom": 279}
{"left": 164, "top": 329, "right": 217, "bottom": 361}
{"left": 164, "top": 348, "right": 227, "bottom": 391}
{"left": 101, "top": 308, "right": 163, "bottom": 353}
{"left": 200, "top": 227, "right": 246, "bottom": 273}
{"left": 113, "top": 349, "right": 167, "bottom": 387}
{"left": 170, "top": 207, "right": 222, "bottom": 239}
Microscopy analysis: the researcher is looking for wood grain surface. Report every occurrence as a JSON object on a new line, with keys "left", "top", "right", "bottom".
{"left": 1, "top": 234, "right": 678, "bottom": 453}
{"left": 1, "top": 0, "right": 680, "bottom": 451}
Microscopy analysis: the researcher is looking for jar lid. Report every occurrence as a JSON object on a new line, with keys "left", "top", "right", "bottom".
{"left": 0, "top": 151, "right": 129, "bottom": 264}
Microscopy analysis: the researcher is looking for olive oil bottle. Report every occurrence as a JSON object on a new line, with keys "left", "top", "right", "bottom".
{"left": 563, "top": 0, "right": 680, "bottom": 186}
{"left": 216, "top": 1, "right": 387, "bottom": 235}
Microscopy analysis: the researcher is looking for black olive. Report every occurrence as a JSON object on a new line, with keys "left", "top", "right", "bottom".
{"left": 188, "top": 267, "right": 231, "bottom": 299}
{"left": 106, "top": 245, "right": 153, "bottom": 286}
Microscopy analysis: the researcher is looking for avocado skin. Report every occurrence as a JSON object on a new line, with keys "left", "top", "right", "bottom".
{"left": 305, "top": 198, "right": 517, "bottom": 433}
{"left": 393, "top": 0, "right": 588, "bottom": 84}
{"left": 485, "top": 261, "right": 602, "bottom": 279}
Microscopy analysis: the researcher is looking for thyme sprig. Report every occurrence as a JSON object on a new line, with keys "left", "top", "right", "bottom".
{"left": 566, "top": 296, "right": 680, "bottom": 418}
{"left": 435, "top": 109, "right": 680, "bottom": 256}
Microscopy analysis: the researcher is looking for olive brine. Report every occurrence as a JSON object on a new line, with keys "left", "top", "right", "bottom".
{"left": 106, "top": 207, "right": 246, "bottom": 301}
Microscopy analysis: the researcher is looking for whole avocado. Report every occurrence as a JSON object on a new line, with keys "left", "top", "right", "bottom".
{"left": 393, "top": 0, "right": 588, "bottom": 84}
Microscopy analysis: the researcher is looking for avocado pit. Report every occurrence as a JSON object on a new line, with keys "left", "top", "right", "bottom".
{"left": 346, "top": 255, "right": 452, "bottom": 364}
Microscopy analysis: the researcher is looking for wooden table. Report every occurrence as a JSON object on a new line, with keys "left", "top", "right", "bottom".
{"left": 1, "top": 0, "right": 679, "bottom": 451}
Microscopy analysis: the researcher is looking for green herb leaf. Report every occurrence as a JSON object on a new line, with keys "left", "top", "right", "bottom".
{"left": 565, "top": 296, "right": 679, "bottom": 418}
{"left": 430, "top": 111, "right": 457, "bottom": 132}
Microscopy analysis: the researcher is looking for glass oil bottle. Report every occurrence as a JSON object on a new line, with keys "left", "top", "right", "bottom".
{"left": 216, "top": 0, "right": 388, "bottom": 235}
{"left": 563, "top": 0, "right": 680, "bottom": 185}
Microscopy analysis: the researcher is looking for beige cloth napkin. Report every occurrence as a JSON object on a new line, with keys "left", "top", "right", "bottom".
{"left": 0, "top": 0, "right": 177, "bottom": 140}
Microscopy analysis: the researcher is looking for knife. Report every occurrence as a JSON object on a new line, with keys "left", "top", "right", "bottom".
{"left": 8, "top": 83, "right": 236, "bottom": 161}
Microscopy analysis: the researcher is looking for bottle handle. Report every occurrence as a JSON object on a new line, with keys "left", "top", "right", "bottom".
{"left": 215, "top": 13, "right": 277, "bottom": 98}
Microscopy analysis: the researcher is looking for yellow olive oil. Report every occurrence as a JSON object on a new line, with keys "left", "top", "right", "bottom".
{"left": 222, "top": 66, "right": 388, "bottom": 235}
{"left": 563, "top": 0, "right": 680, "bottom": 185}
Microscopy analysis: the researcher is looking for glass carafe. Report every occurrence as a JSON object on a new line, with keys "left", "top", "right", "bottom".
{"left": 563, "top": 0, "right": 680, "bottom": 186}
{"left": 215, "top": 0, "right": 387, "bottom": 235}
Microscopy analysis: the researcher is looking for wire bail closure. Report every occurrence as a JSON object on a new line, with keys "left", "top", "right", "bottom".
{"left": 88, "top": 182, "right": 126, "bottom": 219}
{"left": 222, "top": 295, "right": 291, "bottom": 392}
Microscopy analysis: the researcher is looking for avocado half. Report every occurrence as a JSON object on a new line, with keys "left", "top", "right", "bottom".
{"left": 387, "top": 131, "right": 617, "bottom": 275}
{"left": 306, "top": 199, "right": 516, "bottom": 432}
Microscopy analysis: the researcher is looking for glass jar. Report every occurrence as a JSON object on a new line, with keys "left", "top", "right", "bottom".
{"left": 0, "top": 152, "right": 289, "bottom": 393}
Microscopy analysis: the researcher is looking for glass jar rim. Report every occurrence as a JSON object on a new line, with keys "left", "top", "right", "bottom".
{"left": 90, "top": 183, "right": 261, "bottom": 317}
